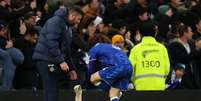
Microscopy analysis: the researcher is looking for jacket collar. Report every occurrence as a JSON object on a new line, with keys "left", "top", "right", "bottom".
{"left": 141, "top": 36, "right": 156, "bottom": 43}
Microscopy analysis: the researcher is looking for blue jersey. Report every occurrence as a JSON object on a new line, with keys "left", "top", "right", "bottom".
{"left": 88, "top": 43, "right": 131, "bottom": 74}
{"left": 88, "top": 43, "right": 132, "bottom": 90}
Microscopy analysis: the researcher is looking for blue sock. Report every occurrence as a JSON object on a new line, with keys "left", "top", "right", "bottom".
{"left": 111, "top": 97, "right": 119, "bottom": 101}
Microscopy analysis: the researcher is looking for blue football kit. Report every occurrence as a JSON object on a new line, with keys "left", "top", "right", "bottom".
{"left": 88, "top": 43, "right": 132, "bottom": 91}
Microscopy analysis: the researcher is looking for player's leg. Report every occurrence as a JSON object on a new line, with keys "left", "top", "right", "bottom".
{"left": 109, "top": 87, "right": 121, "bottom": 101}
{"left": 108, "top": 65, "right": 132, "bottom": 101}
{"left": 90, "top": 71, "right": 102, "bottom": 86}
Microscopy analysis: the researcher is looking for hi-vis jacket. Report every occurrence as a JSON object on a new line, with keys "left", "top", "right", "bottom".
{"left": 129, "top": 36, "right": 170, "bottom": 90}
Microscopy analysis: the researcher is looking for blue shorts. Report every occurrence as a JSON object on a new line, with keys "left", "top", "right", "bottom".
{"left": 98, "top": 65, "right": 132, "bottom": 91}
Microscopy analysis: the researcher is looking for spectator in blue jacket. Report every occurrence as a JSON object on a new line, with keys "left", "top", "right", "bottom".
{"left": 32, "top": 6, "right": 83, "bottom": 101}
{"left": 0, "top": 20, "right": 24, "bottom": 90}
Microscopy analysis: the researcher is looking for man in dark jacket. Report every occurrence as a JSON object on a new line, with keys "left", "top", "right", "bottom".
{"left": 168, "top": 25, "right": 197, "bottom": 89}
{"left": 32, "top": 6, "right": 83, "bottom": 101}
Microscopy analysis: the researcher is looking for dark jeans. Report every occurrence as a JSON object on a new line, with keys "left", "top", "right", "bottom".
{"left": 36, "top": 61, "right": 59, "bottom": 101}
{"left": 0, "top": 48, "right": 24, "bottom": 90}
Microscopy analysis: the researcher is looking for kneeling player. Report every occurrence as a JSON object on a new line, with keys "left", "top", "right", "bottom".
{"left": 88, "top": 34, "right": 133, "bottom": 101}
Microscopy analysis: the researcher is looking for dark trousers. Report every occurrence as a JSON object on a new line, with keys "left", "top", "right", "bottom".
{"left": 36, "top": 61, "right": 59, "bottom": 101}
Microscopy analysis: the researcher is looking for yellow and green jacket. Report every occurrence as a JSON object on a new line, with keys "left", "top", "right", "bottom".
{"left": 129, "top": 36, "right": 170, "bottom": 90}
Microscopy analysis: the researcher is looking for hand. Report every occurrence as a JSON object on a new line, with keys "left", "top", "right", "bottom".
{"left": 19, "top": 20, "right": 26, "bottom": 35}
{"left": 30, "top": 0, "right": 37, "bottom": 10}
{"left": 60, "top": 62, "right": 69, "bottom": 72}
{"left": 69, "top": 70, "right": 77, "bottom": 80}
{"left": 5, "top": 40, "right": 13, "bottom": 49}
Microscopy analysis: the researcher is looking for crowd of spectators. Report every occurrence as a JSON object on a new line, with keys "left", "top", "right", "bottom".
{"left": 1, "top": 0, "right": 201, "bottom": 91}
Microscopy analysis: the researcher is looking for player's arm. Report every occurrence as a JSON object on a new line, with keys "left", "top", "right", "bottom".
{"left": 88, "top": 46, "right": 99, "bottom": 75}
{"left": 88, "top": 45, "right": 102, "bottom": 86}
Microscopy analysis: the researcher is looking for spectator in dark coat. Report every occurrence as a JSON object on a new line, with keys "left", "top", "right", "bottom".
{"left": 192, "top": 18, "right": 201, "bottom": 40}
{"left": 168, "top": 0, "right": 186, "bottom": 32}
{"left": 190, "top": 1, "right": 201, "bottom": 18}
{"left": 32, "top": 6, "right": 83, "bottom": 101}
{"left": 103, "top": 0, "right": 129, "bottom": 24}
{"left": 191, "top": 38, "right": 201, "bottom": 89}
{"left": 13, "top": 25, "right": 40, "bottom": 89}
{"left": 70, "top": 31, "right": 89, "bottom": 88}
{"left": 134, "top": 7, "right": 152, "bottom": 28}
{"left": 156, "top": 5, "right": 173, "bottom": 43}
{"left": 168, "top": 25, "right": 197, "bottom": 89}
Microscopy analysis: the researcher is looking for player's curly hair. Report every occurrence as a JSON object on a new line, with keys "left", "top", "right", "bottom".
{"left": 88, "top": 33, "right": 111, "bottom": 48}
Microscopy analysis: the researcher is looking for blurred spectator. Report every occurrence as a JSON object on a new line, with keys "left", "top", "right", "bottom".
{"left": 0, "top": 20, "right": 24, "bottom": 90}
{"left": 96, "top": 22, "right": 110, "bottom": 35}
{"left": 132, "top": 0, "right": 153, "bottom": 18}
{"left": 135, "top": 7, "right": 153, "bottom": 30}
{"left": 156, "top": 5, "right": 174, "bottom": 44}
{"left": 103, "top": 0, "right": 129, "bottom": 23}
{"left": 23, "top": 11, "right": 42, "bottom": 34}
{"left": 192, "top": 18, "right": 201, "bottom": 40}
{"left": 129, "top": 25, "right": 141, "bottom": 44}
{"left": 190, "top": 0, "right": 201, "bottom": 17}
{"left": 24, "top": 11, "right": 37, "bottom": 27}
{"left": 186, "top": 0, "right": 198, "bottom": 9}
{"left": 70, "top": 28, "right": 89, "bottom": 88}
{"left": 111, "top": 33, "right": 134, "bottom": 54}
{"left": 124, "top": 31, "right": 135, "bottom": 52}
{"left": 1, "top": 0, "right": 37, "bottom": 38}
{"left": 168, "top": 25, "right": 197, "bottom": 89}
{"left": 166, "top": 63, "right": 186, "bottom": 90}
{"left": 181, "top": 0, "right": 200, "bottom": 32}
{"left": 112, "top": 34, "right": 128, "bottom": 53}
{"left": 82, "top": 0, "right": 103, "bottom": 17}
{"left": 0, "top": 0, "right": 36, "bottom": 23}
{"left": 136, "top": 0, "right": 148, "bottom": 6}
{"left": 191, "top": 38, "right": 201, "bottom": 89}
{"left": 36, "top": 0, "right": 47, "bottom": 11}
{"left": 36, "top": 2, "right": 52, "bottom": 27}
{"left": 48, "top": 0, "right": 80, "bottom": 7}
{"left": 83, "top": 23, "right": 97, "bottom": 42}
{"left": 13, "top": 20, "right": 40, "bottom": 89}
{"left": 166, "top": 0, "right": 186, "bottom": 32}
{"left": 169, "top": 0, "right": 188, "bottom": 14}
{"left": 79, "top": 0, "right": 104, "bottom": 30}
